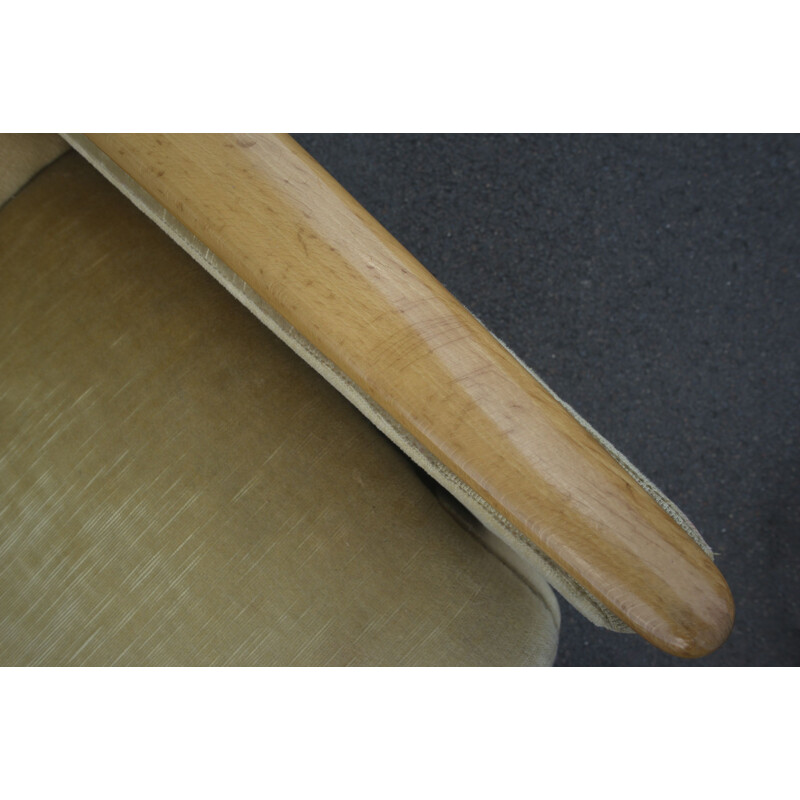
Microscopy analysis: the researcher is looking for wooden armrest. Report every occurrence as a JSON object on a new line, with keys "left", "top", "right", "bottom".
{"left": 69, "top": 133, "right": 734, "bottom": 657}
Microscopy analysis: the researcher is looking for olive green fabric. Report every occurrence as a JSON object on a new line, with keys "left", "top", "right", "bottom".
{"left": 0, "top": 151, "right": 559, "bottom": 666}
{"left": 0, "top": 133, "right": 68, "bottom": 209}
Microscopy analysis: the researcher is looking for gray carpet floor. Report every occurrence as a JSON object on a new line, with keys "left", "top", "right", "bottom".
{"left": 294, "top": 134, "right": 799, "bottom": 666}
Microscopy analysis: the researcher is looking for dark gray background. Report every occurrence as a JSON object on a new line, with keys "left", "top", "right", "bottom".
{"left": 293, "top": 134, "right": 799, "bottom": 666}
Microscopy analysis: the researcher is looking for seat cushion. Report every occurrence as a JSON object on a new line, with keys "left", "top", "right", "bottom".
{"left": 0, "top": 151, "right": 559, "bottom": 666}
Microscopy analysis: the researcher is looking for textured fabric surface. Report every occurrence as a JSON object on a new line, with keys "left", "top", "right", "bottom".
{"left": 0, "top": 152, "right": 559, "bottom": 666}
{"left": 0, "top": 133, "right": 68, "bottom": 209}
{"left": 292, "top": 134, "right": 800, "bottom": 666}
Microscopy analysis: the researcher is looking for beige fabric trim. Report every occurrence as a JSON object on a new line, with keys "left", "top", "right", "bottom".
{"left": 62, "top": 133, "right": 713, "bottom": 633}
{"left": 0, "top": 133, "right": 69, "bottom": 209}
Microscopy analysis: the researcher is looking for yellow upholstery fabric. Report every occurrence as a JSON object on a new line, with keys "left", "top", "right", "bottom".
{"left": 0, "top": 150, "right": 559, "bottom": 665}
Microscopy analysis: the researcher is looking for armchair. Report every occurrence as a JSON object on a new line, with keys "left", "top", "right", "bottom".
{"left": 0, "top": 133, "right": 733, "bottom": 665}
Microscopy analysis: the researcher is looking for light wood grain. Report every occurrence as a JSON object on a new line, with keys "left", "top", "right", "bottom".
{"left": 84, "top": 133, "right": 734, "bottom": 657}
